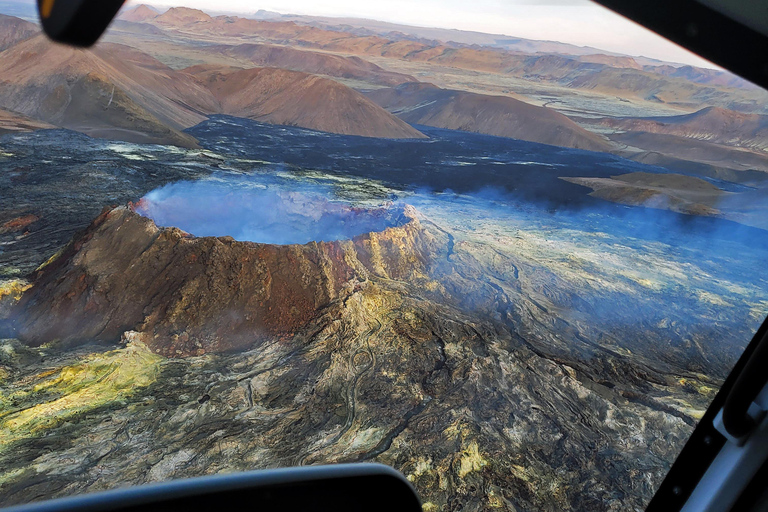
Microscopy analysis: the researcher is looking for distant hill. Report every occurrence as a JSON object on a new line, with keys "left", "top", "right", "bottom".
{"left": 250, "top": 10, "right": 634, "bottom": 57}
{"left": 0, "top": 21, "right": 425, "bottom": 144}
{"left": 109, "top": 20, "right": 167, "bottom": 37}
{"left": 599, "top": 107, "right": 768, "bottom": 151}
{"left": 185, "top": 65, "right": 425, "bottom": 139}
{"left": 216, "top": 43, "right": 416, "bottom": 86}
{"left": 367, "top": 82, "right": 612, "bottom": 151}
{"left": 117, "top": 4, "right": 159, "bottom": 23}
{"left": 153, "top": 6, "right": 212, "bottom": 26}
{"left": 645, "top": 64, "right": 755, "bottom": 89}
{"left": 121, "top": 7, "right": 764, "bottom": 112}
{"left": 0, "top": 35, "right": 214, "bottom": 146}
{"left": 0, "top": 13, "right": 36, "bottom": 51}
{"left": 257, "top": 11, "right": 754, "bottom": 87}
{"left": 245, "top": 9, "right": 754, "bottom": 90}
{"left": 575, "top": 54, "right": 642, "bottom": 70}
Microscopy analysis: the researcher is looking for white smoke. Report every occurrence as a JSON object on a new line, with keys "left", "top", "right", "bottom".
{"left": 134, "top": 174, "right": 399, "bottom": 245}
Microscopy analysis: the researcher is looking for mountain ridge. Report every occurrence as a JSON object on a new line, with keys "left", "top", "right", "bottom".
{"left": 598, "top": 106, "right": 768, "bottom": 151}
{"left": 119, "top": 5, "right": 753, "bottom": 95}
{"left": 367, "top": 82, "right": 612, "bottom": 151}
{"left": 185, "top": 65, "right": 426, "bottom": 139}
{"left": 0, "top": 28, "right": 426, "bottom": 143}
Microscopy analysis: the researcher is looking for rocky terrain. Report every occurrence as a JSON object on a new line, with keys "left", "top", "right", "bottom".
{"left": 0, "top": 123, "right": 766, "bottom": 511}
{"left": 1, "top": 6, "right": 767, "bottom": 511}
{"left": 0, "top": 199, "right": 735, "bottom": 511}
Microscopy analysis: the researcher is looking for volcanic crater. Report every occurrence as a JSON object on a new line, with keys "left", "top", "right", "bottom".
{"left": 8, "top": 197, "right": 448, "bottom": 356}
{"left": 0, "top": 102, "right": 764, "bottom": 512}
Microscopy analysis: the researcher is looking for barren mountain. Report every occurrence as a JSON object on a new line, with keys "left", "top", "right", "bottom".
{"left": 217, "top": 43, "right": 416, "bottom": 86}
{"left": 575, "top": 54, "right": 642, "bottom": 69}
{"left": 367, "top": 82, "right": 611, "bottom": 151}
{"left": 109, "top": 20, "right": 167, "bottom": 37}
{"left": 128, "top": 7, "right": 766, "bottom": 112}
{"left": 249, "top": 10, "right": 759, "bottom": 90}
{"left": 186, "top": 65, "right": 425, "bottom": 139}
{"left": 600, "top": 106, "right": 768, "bottom": 151}
{"left": 0, "top": 35, "right": 217, "bottom": 146}
{"left": 0, "top": 187, "right": 735, "bottom": 511}
{"left": 117, "top": 4, "right": 160, "bottom": 23}
{"left": 646, "top": 65, "right": 753, "bottom": 89}
{"left": 153, "top": 6, "right": 212, "bottom": 26}
{"left": 611, "top": 132, "right": 768, "bottom": 175}
{"left": 151, "top": 7, "right": 338, "bottom": 42}
{"left": 247, "top": 9, "right": 752, "bottom": 89}
{"left": 0, "top": 13, "right": 36, "bottom": 51}
{"left": 0, "top": 28, "right": 423, "bottom": 142}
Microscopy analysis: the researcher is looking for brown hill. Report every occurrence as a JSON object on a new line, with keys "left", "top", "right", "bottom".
{"left": 153, "top": 6, "right": 212, "bottom": 26}
{"left": 645, "top": 65, "right": 753, "bottom": 89}
{"left": 117, "top": 4, "right": 159, "bottom": 23}
{"left": 151, "top": 9, "right": 343, "bottom": 43}
{"left": 186, "top": 65, "right": 425, "bottom": 139}
{"left": 0, "top": 35, "right": 420, "bottom": 142}
{"left": 610, "top": 132, "right": 768, "bottom": 174}
{"left": 0, "top": 14, "right": 38, "bottom": 51}
{"left": 134, "top": 8, "right": 767, "bottom": 111}
{"left": 0, "top": 35, "right": 219, "bottom": 146}
{"left": 366, "top": 82, "right": 611, "bottom": 151}
{"left": 218, "top": 43, "right": 416, "bottom": 86}
{"left": 601, "top": 107, "right": 768, "bottom": 151}
{"left": 576, "top": 54, "right": 642, "bottom": 70}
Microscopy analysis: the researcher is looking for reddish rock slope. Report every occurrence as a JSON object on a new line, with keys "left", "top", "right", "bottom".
{"left": 11, "top": 205, "right": 446, "bottom": 355}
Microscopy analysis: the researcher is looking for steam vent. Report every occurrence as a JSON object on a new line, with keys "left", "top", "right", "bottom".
{"left": 10, "top": 203, "right": 447, "bottom": 356}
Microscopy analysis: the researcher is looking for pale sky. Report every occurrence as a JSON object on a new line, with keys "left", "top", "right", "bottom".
{"left": 128, "top": 0, "right": 719, "bottom": 68}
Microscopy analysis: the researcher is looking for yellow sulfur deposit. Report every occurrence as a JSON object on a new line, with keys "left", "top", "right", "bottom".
{"left": 458, "top": 441, "right": 487, "bottom": 478}
{"left": 0, "top": 280, "right": 31, "bottom": 303}
{"left": 0, "top": 342, "right": 161, "bottom": 449}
